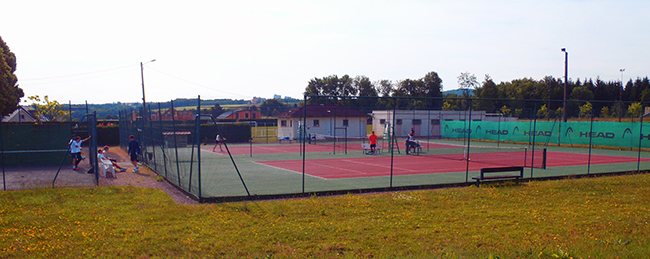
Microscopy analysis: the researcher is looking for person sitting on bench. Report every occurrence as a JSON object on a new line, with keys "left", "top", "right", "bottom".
{"left": 405, "top": 134, "right": 417, "bottom": 154}
{"left": 102, "top": 146, "right": 127, "bottom": 172}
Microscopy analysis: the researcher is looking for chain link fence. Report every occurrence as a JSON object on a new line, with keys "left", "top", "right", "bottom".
{"left": 120, "top": 96, "right": 650, "bottom": 202}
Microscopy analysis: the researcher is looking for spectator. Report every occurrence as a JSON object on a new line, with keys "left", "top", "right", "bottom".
{"left": 127, "top": 135, "right": 140, "bottom": 173}
{"left": 102, "top": 146, "right": 127, "bottom": 172}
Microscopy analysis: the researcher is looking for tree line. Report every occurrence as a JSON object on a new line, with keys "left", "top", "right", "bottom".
{"left": 302, "top": 72, "right": 650, "bottom": 119}
{"left": 303, "top": 72, "right": 444, "bottom": 113}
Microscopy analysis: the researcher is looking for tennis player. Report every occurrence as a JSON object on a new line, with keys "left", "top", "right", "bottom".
{"left": 213, "top": 133, "right": 223, "bottom": 152}
{"left": 369, "top": 131, "right": 378, "bottom": 154}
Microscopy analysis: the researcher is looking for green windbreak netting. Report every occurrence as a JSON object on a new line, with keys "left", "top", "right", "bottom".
{"left": 442, "top": 120, "right": 650, "bottom": 148}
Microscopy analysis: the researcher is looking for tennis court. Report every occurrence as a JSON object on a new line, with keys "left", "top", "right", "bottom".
{"left": 255, "top": 148, "right": 649, "bottom": 179}
{"left": 204, "top": 139, "right": 650, "bottom": 180}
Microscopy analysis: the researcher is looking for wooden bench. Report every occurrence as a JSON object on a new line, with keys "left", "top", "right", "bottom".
{"left": 472, "top": 166, "right": 523, "bottom": 187}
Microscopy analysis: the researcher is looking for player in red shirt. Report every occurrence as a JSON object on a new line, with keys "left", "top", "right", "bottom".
{"left": 369, "top": 131, "right": 378, "bottom": 154}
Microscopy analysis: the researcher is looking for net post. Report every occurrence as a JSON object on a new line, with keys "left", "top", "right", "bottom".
{"left": 542, "top": 148, "right": 547, "bottom": 169}
{"left": 524, "top": 147, "right": 528, "bottom": 168}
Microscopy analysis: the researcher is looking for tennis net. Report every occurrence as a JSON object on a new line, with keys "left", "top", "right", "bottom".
{"left": 308, "top": 133, "right": 365, "bottom": 145}
{"left": 420, "top": 141, "right": 547, "bottom": 169}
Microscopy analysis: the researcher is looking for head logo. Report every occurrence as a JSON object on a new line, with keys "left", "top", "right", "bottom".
{"left": 623, "top": 128, "right": 632, "bottom": 138}
{"left": 565, "top": 127, "right": 573, "bottom": 137}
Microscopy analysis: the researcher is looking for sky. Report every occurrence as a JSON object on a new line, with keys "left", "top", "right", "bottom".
{"left": 2, "top": 0, "right": 649, "bottom": 105}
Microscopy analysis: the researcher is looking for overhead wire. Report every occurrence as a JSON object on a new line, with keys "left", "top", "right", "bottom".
{"left": 145, "top": 66, "right": 251, "bottom": 99}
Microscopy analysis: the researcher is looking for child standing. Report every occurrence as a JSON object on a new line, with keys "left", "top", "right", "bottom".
{"left": 69, "top": 135, "right": 91, "bottom": 170}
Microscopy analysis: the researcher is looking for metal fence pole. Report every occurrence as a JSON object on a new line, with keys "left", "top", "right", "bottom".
{"left": 91, "top": 112, "right": 99, "bottom": 186}
{"left": 302, "top": 95, "right": 307, "bottom": 193}
{"left": 637, "top": 115, "right": 644, "bottom": 173}
{"left": 390, "top": 97, "right": 396, "bottom": 188}
{"left": 465, "top": 98, "right": 472, "bottom": 183}
{"left": 531, "top": 102, "right": 538, "bottom": 178}
{"left": 158, "top": 103, "right": 168, "bottom": 178}
{"left": 588, "top": 112, "right": 594, "bottom": 174}
{"left": 148, "top": 103, "right": 156, "bottom": 171}
{"left": 171, "top": 100, "right": 181, "bottom": 186}
{"left": 1, "top": 121, "right": 5, "bottom": 191}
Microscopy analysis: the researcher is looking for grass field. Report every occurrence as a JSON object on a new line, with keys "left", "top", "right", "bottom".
{"left": 1, "top": 173, "right": 649, "bottom": 258}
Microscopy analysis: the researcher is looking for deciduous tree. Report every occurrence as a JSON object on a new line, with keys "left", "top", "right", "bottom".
{"left": 27, "top": 95, "right": 69, "bottom": 122}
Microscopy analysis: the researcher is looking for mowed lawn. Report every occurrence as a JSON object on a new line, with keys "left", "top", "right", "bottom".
{"left": 1, "top": 173, "right": 649, "bottom": 258}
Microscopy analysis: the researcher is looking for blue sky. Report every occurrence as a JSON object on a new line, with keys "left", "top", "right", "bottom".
{"left": 2, "top": 0, "right": 648, "bottom": 104}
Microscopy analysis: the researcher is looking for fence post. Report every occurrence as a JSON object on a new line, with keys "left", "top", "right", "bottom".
{"left": 389, "top": 97, "right": 396, "bottom": 188}
{"left": 196, "top": 96, "right": 202, "bottom": 198}
{"left": 301, "top": 95, "right": 307, "bottom": 193}
{"left": 530, "top": 102, "right": 536, "bottom": 178}
{"left": 158, "top": 103, "right": 168, "bottom": 178}
{"left": 638, "top": 114, "right": 644, "bottom": 173}
{"left": 465, "top": 98, "right": 473, "bottom": 183}
{"left": 1, "top": 121, "right": 5, "bottom": 191}
{"left": 171, "top": 100, "right": 181, "bottom": 186}
{"left": 92, "top": 112, "right": 99, "bottom": 186}
{"left": 588, "top": 112, "right": 594, "bottom": 174}
{"left": 148, "top": 103, "right": 156, "bottom": 171}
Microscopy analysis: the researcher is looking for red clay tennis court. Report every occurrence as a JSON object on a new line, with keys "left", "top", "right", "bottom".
{"left": 204, "top": 142, "right": 462, "bottom": 155}
{"left": 257, "top": 152, "right": 650, "bottom": 179}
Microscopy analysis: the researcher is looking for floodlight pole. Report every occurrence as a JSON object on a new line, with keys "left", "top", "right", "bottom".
{"left": 561, "top": 48, "right": 568, "bottom": 122}
{"left": 620, "top": 68, "right": 625, "bottom": 122}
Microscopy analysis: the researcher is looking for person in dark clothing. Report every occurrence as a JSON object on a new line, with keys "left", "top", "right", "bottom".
{"left": 127, "top": 135, "right": 141, "bottom": 172}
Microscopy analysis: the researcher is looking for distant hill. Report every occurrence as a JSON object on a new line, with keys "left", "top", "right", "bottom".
{"left": 70, "top": 97, "right": 302, "bottom": 120}
{"left": 443, "top": 89, "right": 474, "bottom": 96}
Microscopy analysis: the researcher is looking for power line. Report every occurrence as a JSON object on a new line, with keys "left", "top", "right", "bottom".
{"left": 146, "top": 66, "right": 251, "bottom": 98}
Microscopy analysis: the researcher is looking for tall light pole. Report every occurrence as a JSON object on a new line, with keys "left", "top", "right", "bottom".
{"left": 620, "top": 68, "right": 625, "bottom": 101}
{"left": 561, "top": 48, "right": 568, "bottom": 122}
{"left": 140, "top": 59, "right": 155, "bottom": 163}
{"left": 619, "top": 68, "right": 625, "bottom": 122}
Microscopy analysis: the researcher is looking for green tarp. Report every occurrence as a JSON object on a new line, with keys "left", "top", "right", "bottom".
{"left": 441, "top": 120, "right": 650, "bottom": 148}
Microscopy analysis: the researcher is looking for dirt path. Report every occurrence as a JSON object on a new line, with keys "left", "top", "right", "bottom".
{"left": 98, "top": 147, "right": 198, "bottom": 205}
{"left": 2, "top": 147, "right": 197, "bottom": 205}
